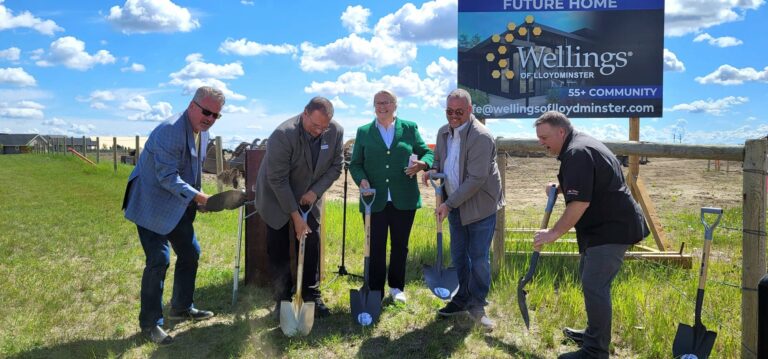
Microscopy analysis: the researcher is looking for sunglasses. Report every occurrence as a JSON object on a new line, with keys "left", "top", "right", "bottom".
{"left": 445, "top": 108, "right": 465, "bottom": 117}
{"left": 375, "top": 100, "right": 394, "bottom": 106}
{"left": 194, "top": 100, "right": 221, "bottom": 119}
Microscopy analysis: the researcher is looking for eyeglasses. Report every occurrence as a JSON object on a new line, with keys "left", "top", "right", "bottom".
{"left": 194, "top": 100, "right": 221, "bottom": 119}
{"left": 305, "top": 113, "right": 330, "bottom": 133}
{"left": 375, "top": 100, "right": 394, "bottom": 106}
{"left": 445, "top": 108, "right": 465, "bottom": 117}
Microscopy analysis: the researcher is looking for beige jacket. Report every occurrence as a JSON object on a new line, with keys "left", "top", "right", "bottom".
{"left": 432, "top": 115, "right": 504, "bottom": 225}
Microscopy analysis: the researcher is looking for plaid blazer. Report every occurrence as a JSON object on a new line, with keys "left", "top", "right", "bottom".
{"left": 123, "top": 111, "right": 207, "bottom": 235}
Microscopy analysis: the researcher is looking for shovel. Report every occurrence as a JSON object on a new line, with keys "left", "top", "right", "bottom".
{"left": 232, "top": 203, "right": 244, "bottom": 307}
{"left": 672, "top": 207, "right": 723, "bottom": 359}
{"left": 280, "top": 203, "right": 316, "bottom": 336}
{"left": 205, "top": 189, "right": 247, "bottom": 212}
{"left": 423, "top": 173, "right": 459, "bottom": 300}
{"left": 517, "top": 184, "right": 558, "bottom": 329}
{"left": 350, "top": 188, "right": 382, "bottom": 326}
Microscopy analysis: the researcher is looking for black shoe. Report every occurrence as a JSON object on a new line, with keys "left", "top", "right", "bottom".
{"left": 563, "top": 327, "right": 585, "bottom": 347}
{"left": 168, "top": 307, "right": 214, "bottom": 321}
{"left": 438, "top": 301, "right": 466, "bottom": 317}
{"left": 558, "top": 349, "right": 597, "bottom": 359}
{"left": 141, "top": 326, "right": 173, "bottom": 345}
{"left": 313, "top": 297, "right": 330, "bottom": 318}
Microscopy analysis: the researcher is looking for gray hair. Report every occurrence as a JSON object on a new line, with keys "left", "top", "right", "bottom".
{"left": 304, "top": 96, "right": 335, "bottom": 119}
{"left": 534, "top": 111, "right": 573, "bottom": 134}
{"left": 193, "top": 86, "right": 225, "bottom": 106}
{"left": 446, "top": 88, "right": 472, "bottom": 107}
{"left": 374, "top": 90, "right": 397, "bottom": 104}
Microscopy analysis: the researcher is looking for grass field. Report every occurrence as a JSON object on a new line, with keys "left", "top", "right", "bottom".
{"left": 0, "top": 154, "right": 750, "bottom": 358}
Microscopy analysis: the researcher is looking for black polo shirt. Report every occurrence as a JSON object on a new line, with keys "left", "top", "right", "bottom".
{"left": 557, "top": 131, "right": 649, "bottom": 252}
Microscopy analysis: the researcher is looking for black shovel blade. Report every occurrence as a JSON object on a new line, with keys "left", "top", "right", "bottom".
{"left": 350, "top": 288, "right": 382, "bottom": 326}
{"left": 672, "top": 323, "right": 717, "bottom": 359}
{"left": 423, "top": 265, "right": 459, "bottom": 300}
{"left": 206, "top": 190, "right": 246, "bottom": 212}
{"left": 516, "top": 280, "right": 530, "bottom": 329}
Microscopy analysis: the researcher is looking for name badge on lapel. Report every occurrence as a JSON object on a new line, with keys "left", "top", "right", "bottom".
{"left": 321, "top": 144, "right": 329, "bottom": 150}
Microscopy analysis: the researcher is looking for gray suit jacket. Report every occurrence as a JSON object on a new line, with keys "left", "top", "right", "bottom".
{"left": 254, "top": 114, "right": 344, "bottom": 229}
{"left": 432, "top": 115, "right": 505, "bottom": 226}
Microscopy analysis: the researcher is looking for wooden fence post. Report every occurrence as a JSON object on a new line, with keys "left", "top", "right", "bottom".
{"left": 96, "top": 137, "right": 100, "bottom": 163}
{"left": 493, "top": 151, "right": 507, "bottom": 275}
{"left": 82, "top": 136, "right": 87, "bottom": 159}
{"left": 135, "top": 135, "right": 140, "bottom": 160}
{"left": 113, "top": 137, "right": 118, "bottom": 174}
{"left": 216, "top": 136, "right": 224, "bottom": 192}
{"left": 742, "top": 138, "right": 767, "bottom": 358}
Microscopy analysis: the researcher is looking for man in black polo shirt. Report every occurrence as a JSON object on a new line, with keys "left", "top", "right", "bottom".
{"left": 533, "top": 111, "right": 649, "bottom": 359}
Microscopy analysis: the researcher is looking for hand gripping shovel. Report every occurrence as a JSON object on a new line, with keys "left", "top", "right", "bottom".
{"left": 280, "top": 203, "right": 316, "bottom": 336}
{"left": 423, "top": 173, "right": 459, "bottom": 300}
{"left": 672, "top": 207, "right": 723, "bottom": 359}
{"left": 517, "top": 184, "right": 558, "bottom": 329}
{"left": 350, "top": 188, "right": 382, "bottom": 326}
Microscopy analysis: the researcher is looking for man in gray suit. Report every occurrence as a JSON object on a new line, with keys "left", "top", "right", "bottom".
{"left": 123, "top": 86, "right": 224, "bottom": 345}
{"left": 423, "top": 88, "right": 505, "bottom": 331}
{"left": 254, "top": 96, "right": 343, "bottom": 318}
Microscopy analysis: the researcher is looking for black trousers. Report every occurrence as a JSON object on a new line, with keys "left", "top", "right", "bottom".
{"left": 266, "top": 213, "right": 321, "bottom": 302}
{"left": 366, "top": 202, "right": 416, "bottom": 293}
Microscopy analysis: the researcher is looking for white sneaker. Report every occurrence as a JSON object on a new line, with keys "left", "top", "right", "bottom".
{"left": 389, "top": 288, "right": 407, "bottom": 303}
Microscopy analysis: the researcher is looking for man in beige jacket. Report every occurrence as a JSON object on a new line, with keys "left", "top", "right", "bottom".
{"left": 423, "top": 88, "right": 505, "bottom": 331}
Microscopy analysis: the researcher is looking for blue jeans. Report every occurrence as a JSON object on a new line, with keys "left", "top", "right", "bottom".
{"left": 137, "top": 206, "right": 200, "bottom": 329}
{"left": 447, "top": 208, "right": 496, "bottom": 311}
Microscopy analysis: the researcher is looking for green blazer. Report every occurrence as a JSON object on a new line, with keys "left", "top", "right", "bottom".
{"left": 349, "top": 117, "right": 434, "bottom": 213}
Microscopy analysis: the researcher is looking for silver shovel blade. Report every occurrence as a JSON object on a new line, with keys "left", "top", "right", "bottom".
{"left": 279, "top": 299, "right": 315, "bottom": 336}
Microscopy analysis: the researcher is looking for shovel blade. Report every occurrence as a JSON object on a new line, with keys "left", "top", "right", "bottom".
{"left": 350, "top": 288, "right": 382, "bottom": 325}
{"left": 672, "top": 323, "right": 717, "bottom": 359}
{"left": 516, "top": 281, "right": 530, "bottom": 329}
{"left": 279, "top": 299, "right": 315, "bottom": 336}
{"left": 206, "top": 190, "right": 246, "bottom": 212}
{"left": 423, "top": 265, "right": 459, "bottom": 300}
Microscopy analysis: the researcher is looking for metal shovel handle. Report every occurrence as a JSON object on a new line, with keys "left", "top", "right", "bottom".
{"left": 360, "top": 188, "right": 376, "bottom": 214}
{"left": 429, "top": 172, "right": 446, "bottom": 197}
{"left": 700, "top": 207, "right": 723, "bottom": 241}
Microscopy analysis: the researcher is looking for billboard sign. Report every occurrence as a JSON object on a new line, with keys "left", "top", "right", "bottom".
{"left": 458, "top": 0, "right": 664, "bottom": 118}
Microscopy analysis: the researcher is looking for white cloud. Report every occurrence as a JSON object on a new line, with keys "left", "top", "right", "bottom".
{"left": 0, "top": 67, "right": 36, "bottom": 86}
{"left": 0, "top": 100, "right": 45, "bottom": 119}
{"left": 668, "top": 96, "right": 748, "bottom": 115}
{"left": 43, "top": 117, "right": 66, "bottom": 126}
{"left": 663, "top": 48, "right": 685, "bottom": 72}
{"left": 374, "top": 0, "right": 457, "bottom": 48}
{"left": 121, "top": 95, "right": 152, "bottom": 111}
{"left": 218, "top": 38, "right": 297, "bottom": 56}
{"left": 300, "top": 34, "right": 417, "bottom": 72}
{"left": 0, "top": 47, "right": 20, "bottom": 61}
{"left": 35, "top": 36, "right": 116, "bottom": 71}
{"left": 130, "top": 101, "right": 174, "bottom": 122}
{"left": 223, "top": 104, "right": 249, "bottom": 114}
{"left": 665, "top": 0, "right": 764, "bottom": 37}
{"left": 240, "top": 0, "right": 254, "bottom": 5}
{"left": 121, "top": 63, "right": 146, "bottom": 72}
{"left": 0, "top": 1, "right": 64, "bottom": 35}
{"left": 168, "top": 54, "right": 246, "bottom": 100}
{"left": 107, "top": 0, "right": 200, "bottom": 34}
{"left": 330, "top": 96, "right": 351, "bottom": 110}
{"left": 341, "top": 5, "right": 371, "bottom": 34}
{"left": 693, "top": 33, "right": 743, "bottom": 47}
{"left": 69, "top": 123, "right": 96, "bottom": 135}
{"left": 304, "top": 57, "right": 457, "bottom": 109}
{"left": 89, "top": 90, "right": 116, "bottom": 102}
{"left": 90, "top": 102, "right": 107, "bottom": 110}
{"left": 299, "top": 0, "right": 456, "bottom": 72}
{"left": 29, "top": 48, "right": 44, "bottom": 61}
{"left": 695, "top": 64, "right": 768, "bottom": 85}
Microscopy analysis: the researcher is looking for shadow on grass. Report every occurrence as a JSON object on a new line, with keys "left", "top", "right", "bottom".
{"left": 483, "top": 335, "right": 546, "bottom": 359}
{"left": 357, "top": 317, "right": 472, "bottom": 358}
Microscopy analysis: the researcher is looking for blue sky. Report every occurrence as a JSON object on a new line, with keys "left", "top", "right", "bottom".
{"left": 0, "top": 0, "right": 766, "bottom": 148}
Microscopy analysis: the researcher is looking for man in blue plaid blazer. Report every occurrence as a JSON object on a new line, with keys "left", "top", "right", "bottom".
{"left": 123, "top": 86, "right": 224, "bottom": 345}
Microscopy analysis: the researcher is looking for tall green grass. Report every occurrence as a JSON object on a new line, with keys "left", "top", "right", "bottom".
{"left": 0, "top": 154, "right": 749, "bottom": 358}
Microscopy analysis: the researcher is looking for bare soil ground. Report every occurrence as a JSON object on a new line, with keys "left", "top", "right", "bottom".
{"left": 323, "top": 157, "right": 744, "bottom": 214}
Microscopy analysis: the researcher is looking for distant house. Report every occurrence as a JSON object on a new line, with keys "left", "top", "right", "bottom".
{"left": 0, "top": 133, "right": 49, "bottom": 154}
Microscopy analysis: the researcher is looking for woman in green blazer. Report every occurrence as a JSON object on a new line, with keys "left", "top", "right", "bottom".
{"left": 349, "top": 90, "right": 434, "bottom": 303}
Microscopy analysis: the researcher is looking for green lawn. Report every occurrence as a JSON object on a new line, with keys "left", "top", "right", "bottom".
{"left": 0, "top": 154, "right": 748, "bottom": 358}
